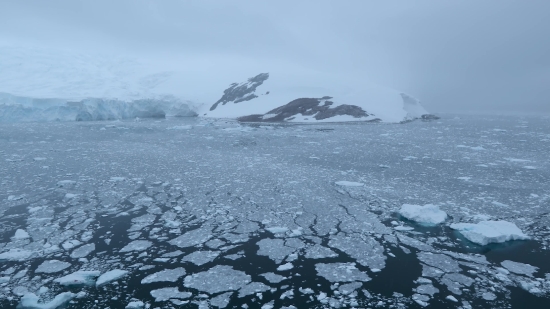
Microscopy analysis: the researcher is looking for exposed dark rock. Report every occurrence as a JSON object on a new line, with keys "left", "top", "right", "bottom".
{"left": 238, "top": 97, "right": 375, "bottom": 123}
{"left": 421, "top": 114, "right": 440, "bottom": 121}
{"left": 210, "top": 73, "right": 269, "bottom": 111}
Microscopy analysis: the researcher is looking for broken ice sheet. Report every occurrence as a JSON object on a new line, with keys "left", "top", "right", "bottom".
{"left": 150, "top": 287, "right": 192, "bottom": 302}
{"left": 141, "top": 267, "right": 186, "bottom": 284}
{"left": 315, "top": 263, "right": 371, "bottom": 282}
{"left": 183, "top": 265, "right": 251, "bottom": 294}
{"left": 181, "top": 250, "right": 220, "bottom": 266}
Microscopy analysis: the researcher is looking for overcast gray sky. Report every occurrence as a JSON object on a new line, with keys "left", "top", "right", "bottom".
{"left": 1, "top": 0, "right": 549, "bottom": 114}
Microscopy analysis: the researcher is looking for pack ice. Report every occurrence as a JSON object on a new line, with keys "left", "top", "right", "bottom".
{"left": 399, "top": 204, "right": 447, "bottom": 225}
{"left": 450, "top": 220, "right": 529, "bottom": 245}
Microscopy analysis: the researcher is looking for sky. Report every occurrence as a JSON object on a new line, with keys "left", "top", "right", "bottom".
{"left": 1, "top": 0, "right": 549, "bottom": 114}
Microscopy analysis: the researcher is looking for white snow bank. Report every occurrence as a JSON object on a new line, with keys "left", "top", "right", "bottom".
{"left": 96, "top": 269, "right": 129, "bottom": 287}
{"left": 54, "top": 270, "right": 101, "bottom": 286}
{"left": 450, "top": 220, "right": 529, "bottom": 245}
{"left": 17, "top": 292, "right": 75, "bottom": 309}
{"left": 399, "top": 204, "right": 447, "bottom": 225}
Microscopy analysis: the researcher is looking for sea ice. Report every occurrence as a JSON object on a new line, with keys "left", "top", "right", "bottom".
{"left": 35, "top": 260, "right": 71, "bottom": 274}
{"left": 315, "top": 263, "right": 371, "bottom": 282}
{"left": 169, "top": 227, "right": 212, "bottom": 248}
{"left": 150, "top": 287, "right": 192, "bottom": 302}
{"left": 304, "top": 244, "right": 338, "bottom": 259}
{"left": 53, "top": 270, "right": 101, "bottom": 286}
{"left": 13, "top": 229, "right": 30, "bottom": 239}
{"left": 277, "top": 263, "right": 294, "bottom": 271}
{"left": 210, "top": 292, "right": 233, "bottom": 308}
{"left": 501, "top": 260, "right": 539, "bottom": 277}
{"left": 238, "top": 282, "right": 271, "bottom": 297}
{"left": 399, "top": 204, "right": 447, "bottom": 225}
{"left": 261, "top": 272, "right": 286, "bottom": 283}
{"left": 96, "top": 269, "right": 129, "bottom": 287}
{"left": 183, "top": 265, "right": 251, "bottom": 294}
{"left": 141, "top": 267, "right": 186, "bottom": 284}
{"left": 0, "top": 249, "right": 33, "bottom": 261}
{"left": 120, "top": 240, "right": 153, "bottom": 252}
{"left": 450, "top": 220, "right": 529, "bottom": 245}
{"left": 17, "top": 292, "right": 75, "bottom": 309}
{"left": 335, "top": 181, "right": 364, "bottom": 187}
{"left": 70, "top": 243, "right": 95, "bottom": 258}
{"left": 181, "top": 250, "right": 220, "bottom": 265}
{"left": 125, "top": 301, "right": 145, "bottom": 309}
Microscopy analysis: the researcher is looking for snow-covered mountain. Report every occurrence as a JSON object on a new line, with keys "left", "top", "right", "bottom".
{"left": 202, "top": 73, "right": 432, "bottom": 123}
{"left": 0, "top": 45, "right": 434, "bottom": 123}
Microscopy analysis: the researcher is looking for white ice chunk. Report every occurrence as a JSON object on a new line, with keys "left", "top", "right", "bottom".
{"left": 120, "top": 240, "right": 152, "bottom": 252}
{"left": 141, "top": 267, "right": 186, "bottom": 284}
{"left": 53, "top": 270, "right": 100, "bottom": 286}
{"left": 125, "top": 301, "right": 145, "bottom": 309}
{"left": 500, "top": 260, "right": 538, "bottom": 277}
{"left": 150, "top": 287, "right": 192, "bottom": 302}
{"left": 13, "top": 229, "right": 30, "bottom": 240}
{"left": 70, "top": 243, "right": 95, "bottom": 258}
{"left": 399, "top": 204, "right": 447, "bottom": 225}
{"left": 0, "top": 249, "right": 33, "bottom": 261}
{"left": 96, "top": 269, "right": 129, "bottom": 287}
{"left": 450, "top": 221, "right": 529, "bottom": 245}
{"left": 277, "top": 263, "right": 294, "bottom": 271}
{"left": 35, "top": 260, "right": 71, "bottom": 274}
{"left": 17, "top": 292, "right": 75, "bottom": 309}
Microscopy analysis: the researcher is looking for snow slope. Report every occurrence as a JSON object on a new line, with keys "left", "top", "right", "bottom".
{"left": 0, "top": 44, "right": 432, "bottom": 123}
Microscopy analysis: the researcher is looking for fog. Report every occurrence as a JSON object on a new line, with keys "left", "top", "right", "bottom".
{"left": 1, "top": 0, "right": 549, "bottom": 114}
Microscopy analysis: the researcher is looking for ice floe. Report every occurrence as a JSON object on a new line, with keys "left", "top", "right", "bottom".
{"left": 141, "top": 267, "right": 186, "bottom": 284}
{"left": 399, "top": 204, "right": 447, "bottom": 225}
{"left": 35, "top": 260, "right": 71, "bottom": 274}
{"left": 450, "top": 220, "right": 529, "bottom": 245}
{"left": 17, "top": 292, "right": 75, "bottom": 309}
{"left": 183, "top": 265, "right": 251, "bottom": 294}
{"left": 53, "top": 270, "right": 100, "bottom": 286}
{"left": 96, "top": 269, "right": 129, "bottom": 287}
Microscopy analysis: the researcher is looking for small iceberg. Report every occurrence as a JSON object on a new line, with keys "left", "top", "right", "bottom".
{"left": 399, "top": 204, "right": 447, "bottom": 225}
{"left": 96, "top": 269, "right": 129, "bottom": 287}
{"left": 17, "top": 292, "right": 75, "bottom": 309}
{"left": 450, "top": 220, "right": 529, "bottom": 245}
{"left": 53, "top": 270, "right": 101, "bottom": 287}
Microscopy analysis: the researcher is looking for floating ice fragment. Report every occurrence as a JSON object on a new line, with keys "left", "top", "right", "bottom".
{"left": 450, "top": 221, "right": 529, "bottom": 245}
{"left": 70, "top": 243, "right": 95, "bottom": 258}
{"left": 265, "top": 226, "right": 288, "bottom": 234}
{"left": 96, "top": 269, "right": 129, "bottom": 287}
{"left": 315, "top": 263, "right": 370, "bottom": 282}
{"left": 53, "top": 270, "right": 100, "bottom": 286}
{"left": 13, "top": 229, "right": 30, "bottom": 240}
{"left": 150, "top": 287, "right": 192, "bottom": 302}
{"left": 399, "top": 204, "right": 447, "bottom": 225}
{"left": 125, "top": 301, "right": 145, "bottom": 309}
{"left": 35, "top": 260, "right": 71, "bottom": 274}
{"left": 184, "top": 265, "right": 250, "bottom": 294}
{"left": 120, "top": 240, "right": 152, "bottom": 252}
{"left": 17, "top": 292, "right": 75, "bottom": 309}
{"left": 141, "top": 267, "right": 186, "bottom": 284}
{"left": 500, "top": 260, "right": 538, "bottom": 277}
{"left": 277, "top": 263, "right": 293, "bottom": 271}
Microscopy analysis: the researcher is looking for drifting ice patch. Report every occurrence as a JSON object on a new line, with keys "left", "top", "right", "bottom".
{"left": 150, "top": 287, "right": 192, "bottom": 302}
{"left": 0, "top": 249, "right": 33, "bottom": 261}
{"left": 17, "top": 292, "right": 75, "bottom": 309}
{"left": 399, "top": 204, "right": 447, "bottom": 225}
{"left": 13, "top": 229, "right": 30, "bottom": 240}
{"left": 35, "top": 260, "right": 71, "bottom": 274}
{"left": 450, "top": 220, "right": 529, "bottom": 245}
{"left": 141, "top": 267, "right": 186, "bottom": 284}
{"left": 315, "top": 263, "right": 371, "bottom": 282}
{"left": 183, "top": 265, "right": 251, "bottom": 294}
{"left": 96, "top": 269, "right": 129, "bottom": 287}
{"left": 500, "top": 260, "right": 539, "bottom": 277}
{"left": 120, "top": 240, "right": 152, "bottom": 252}
{"left": 53, "top": 270, "right": 101, "bottom": 286}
